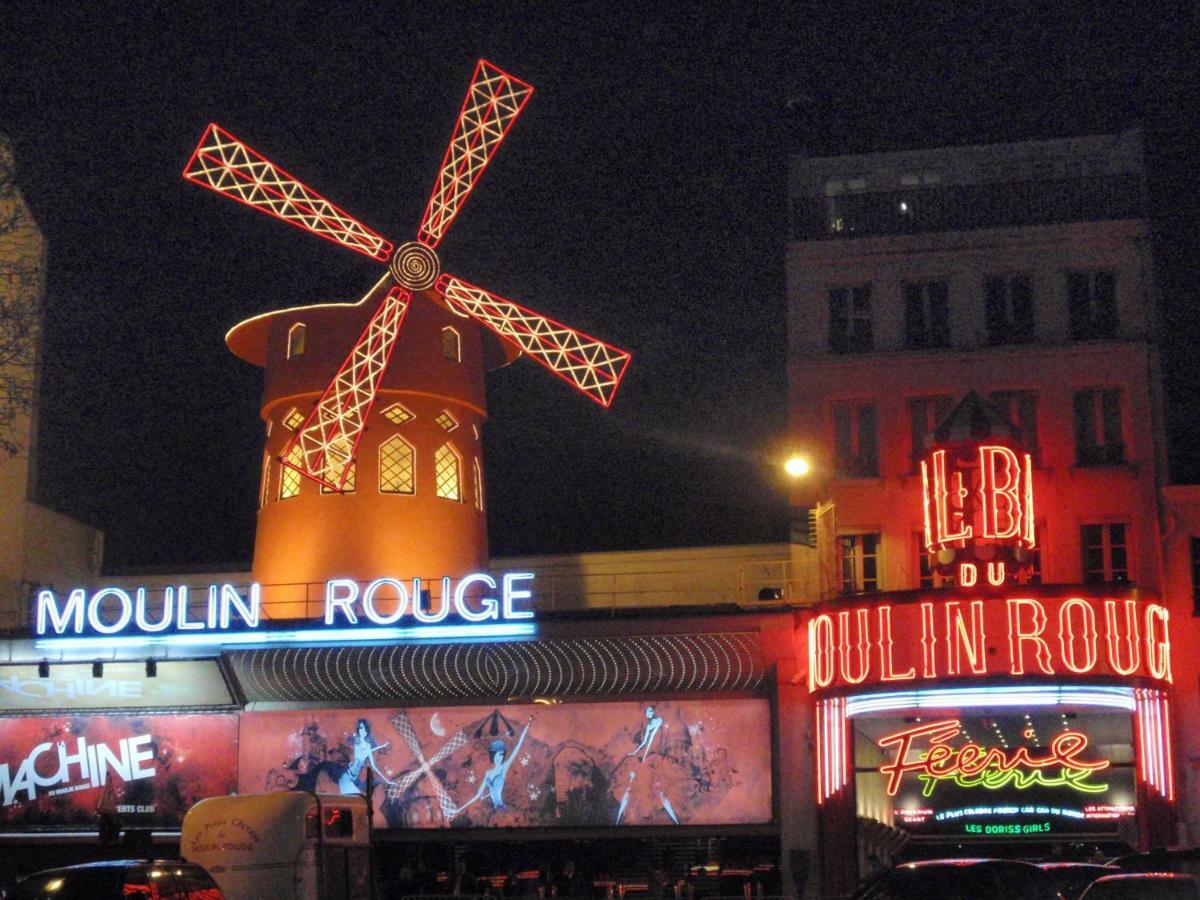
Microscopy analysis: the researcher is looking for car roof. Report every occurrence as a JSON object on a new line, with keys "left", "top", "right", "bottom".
{"left": 1093, "top": 873, "right": 1199, "bottom": 880}
{"left": 899, "top": 858, "right": 1037, "bottom": 868}
{"left": 27, "top": 860, "right": 197, "bottom": 873}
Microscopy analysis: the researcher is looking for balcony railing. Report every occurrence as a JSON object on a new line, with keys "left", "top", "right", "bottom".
{"left": 791, "top": 174, "right": 1143, "bottom": 241}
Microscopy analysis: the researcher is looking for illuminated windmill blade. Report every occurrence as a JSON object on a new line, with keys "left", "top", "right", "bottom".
{"left": 280, "top": 281, "right": 411, "bottom": 490}
{"left": 436, "top": 274, "right": 631, "bottom": 408}
{"left": 416, "top": 60, "right": 534, "bottom": 249}
{"left": 184, "top": 123, "right": 394, "bottom": 262}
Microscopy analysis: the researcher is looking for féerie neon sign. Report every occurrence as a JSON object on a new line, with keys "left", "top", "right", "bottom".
{"left": 877, "top": 718, "right": 1110, "bottom": 798}
{"left": 33, "top": 572, "right": 536, "bottom": 649}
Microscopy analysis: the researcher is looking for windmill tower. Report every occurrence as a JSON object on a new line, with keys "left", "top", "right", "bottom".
{"left": 186, "top": 61, "right": 631, "bottom": 613}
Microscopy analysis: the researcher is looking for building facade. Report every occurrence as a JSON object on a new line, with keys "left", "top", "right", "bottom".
{"left": 787, "top": 129, "right": 1197, "bottom": 895}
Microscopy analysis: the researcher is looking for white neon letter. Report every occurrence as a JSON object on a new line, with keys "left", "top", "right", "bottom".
{"left": 324, "top": 579, "right": 360, "bottom": 625}
{"left": 363, "top": 578, "right": 408, "bottom": 625}
{"left": 135, "top": 588, "right": 173, "bottom": 633}
{"left": 175, "top": 586, "right": 204, "bottom": 631}
{"left": 220, "top": 583, "right": 260, "bottom": 629}
{"left": 454, "top": 573, "right": 499, "bottom": 622}
{"left": 87, "top": 588, "right": 133, "bottom": 635}
{"left": 410, "top": 577, "right": 448, "bottom": 624}
{"left": 502, "top": 572, "right": 536, "bottom": 620}
{"left": 36, "top": 589, "right": 85, "bottom": 636}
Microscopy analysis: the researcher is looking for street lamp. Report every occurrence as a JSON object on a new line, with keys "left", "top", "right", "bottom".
{"left": 784, "top": 454, "right": 811, "bottom": 478}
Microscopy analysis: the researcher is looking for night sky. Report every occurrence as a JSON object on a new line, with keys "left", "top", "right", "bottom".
{"left": 0, "top": 3, "right": 1195, "bottom": 572}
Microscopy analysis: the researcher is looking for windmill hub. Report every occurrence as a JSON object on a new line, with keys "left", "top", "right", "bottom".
{"left": 389, "top": 241, "right": 440, "bottom": 291}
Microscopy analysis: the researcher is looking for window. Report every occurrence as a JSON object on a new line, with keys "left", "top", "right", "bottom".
{"left": 916, "top": 533, "right": 954, "bottom": 589}
{"left": 1067, "top": 270, "right": 1117, "bottom": 340}
{"left": 382, "top": 402, "right": 414, "bottom": 425}
{"left": 283, "top": 408, "right": 305, "bottom": 431}
{"left": 1073, "top": 388, "right": 1125, "bottom": 465}
{"left": 260, "top": 452, "right": 271, "bottom": 508}
{"left": 441, "top": 326, "right": 461, "bottom": 362}
{"left": 903, "top": 280, "right": 950, "bottom": 349}
{"left": 908, "top": 395, "right": 953, "bottom": 468}
{"left": 320, "top": 447, "right": 355, "bottom": 494}
{"left": 984, "top": 274, "right": 1034, "bottom": 344}
{"left": 833, "top": 402, "right": 878, "bottom": 477}
{"left": 473, "top": 457, "right": 483, "bottom": 511}
{"left": 379, "top": 435, "right": 415, "bottom": 494}
{"left": 287, "top": 323, "right": 307, "bottom": 359}
{"left": 828, "top": 284, "right": 873, "bottom": 353}
{"left": 841, "top": 533, "right": 879, "bottom": 593}
{"left": 990, "top": 390, "right": 1040, "bottom": 462}
{"left": 434, "top": 443, "right": 461, "bottom": 501}
{"left": 279, "top": 445, "right": 303, "bottom": 500}
{"left": 1082, "top": 523, "right": 1129, "bottom": 584}
{"left": 1191, "top": 537, "right": 1200, "bottom": 615}
{"left": 434, "top": 410, "right": 458, "bottom": 432}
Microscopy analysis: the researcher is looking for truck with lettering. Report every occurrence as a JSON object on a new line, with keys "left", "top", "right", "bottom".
{"left": 181, "top": 792, "right": 370, "bottom": 900}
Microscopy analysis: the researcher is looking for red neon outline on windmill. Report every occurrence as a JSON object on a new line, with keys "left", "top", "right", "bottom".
{"left": 184, "top": 59, "right": 632, "bottom": 492}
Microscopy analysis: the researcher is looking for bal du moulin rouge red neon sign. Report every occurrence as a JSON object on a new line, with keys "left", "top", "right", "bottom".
{"left": 922, "top": 442, "right": 1035, "bottom": 587}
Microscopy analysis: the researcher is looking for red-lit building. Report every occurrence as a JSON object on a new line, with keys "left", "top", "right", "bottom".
{"left": 787, "top": 128, "right": 1200, "bottom": 894}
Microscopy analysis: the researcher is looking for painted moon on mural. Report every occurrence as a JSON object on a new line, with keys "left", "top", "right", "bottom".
{"left": 430, "top": 712, "right": 445, "bottom": 736}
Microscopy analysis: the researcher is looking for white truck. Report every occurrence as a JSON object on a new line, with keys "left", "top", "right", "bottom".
{"left": 181, "top": 792, "right": 371, "bottom": 900}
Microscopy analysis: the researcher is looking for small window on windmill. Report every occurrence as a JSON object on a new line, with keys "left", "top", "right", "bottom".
{"left": 280, "top": 445, "right": 303, "bottom": 500}
{"left": 320, "top": 441, "right": 356, "bottom": 494}
{"left": 435, "top": 410, "right": 458, "bottom": 432}
{"left": 283, "top": 408, "right": 306, "bottom": 431}
{"left": 379, "top": 436, "right": 415, "bottom": 495}
{"left": 473, "top": 457, "right": 483, "bottom": 511}
{"left": 435, "top": 444, "right": 461, "bottom": 501}
{"left": 441, "top": 326, "right": 461, "bottom": 362}
{"left": 287, "top": 323, "right": 307, "bottom": 359}
{"left": 382, "top": 402, "right": 414, "bottom": 425}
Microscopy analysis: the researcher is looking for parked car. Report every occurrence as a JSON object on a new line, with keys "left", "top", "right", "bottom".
{"left": 1111, "top": 848, "right": 1200, "bottom": 877}
{"left": 7, "top": 860, "right": 223, "bottom": 899}
{"left": 1037, "top": 862, "right": 1119, "bottom": 900}
{"left": 1079, "top": 872, "right": 1200, "bottom": 899}
{"left": 851, "top": 858, "right": 1059, "bottom": 900}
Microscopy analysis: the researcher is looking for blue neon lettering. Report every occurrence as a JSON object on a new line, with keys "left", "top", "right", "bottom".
{"left": 454, "top": 574, "right": 499, "bottom": 622}
{"left": 362, "top": 578, "right": 408, "bottom": 625}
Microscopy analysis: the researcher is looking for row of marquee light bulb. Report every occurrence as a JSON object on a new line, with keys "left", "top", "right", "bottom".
{"left": 899, "top": 713, "right": 1081, "bottom": 754}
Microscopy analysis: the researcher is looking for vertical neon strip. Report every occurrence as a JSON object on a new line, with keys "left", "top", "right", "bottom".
{"left": 1022, "top": 453, "right": 1036, "bottom": 548}
{"left": 1162, "top": 694, "right": 1175, "bottom": 801}
{"left": 921, "top": 460, "right": 934, "bottom": 551}
{"left": 839, "top": 697, "right": 850, "bottom": 795}
{"left": 815, "top": 700, "right": 826, "bottom": 805}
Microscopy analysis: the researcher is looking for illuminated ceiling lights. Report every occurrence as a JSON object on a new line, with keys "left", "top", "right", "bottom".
{"left": 184, "top": 60, "right": 632, "bottom": 492}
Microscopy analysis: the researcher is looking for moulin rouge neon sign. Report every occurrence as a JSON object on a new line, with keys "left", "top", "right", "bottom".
{"left": 922, "top": 443, "right": 1035, "bottom": 586}
{"left": 807, "top": 595, "right": 1171, "bottom": 692}
{"left": 877, "top": 718, "right": 1110, "bottom": 798}
{"left": 33, "top": 573, "right": 536, "bottom": 649}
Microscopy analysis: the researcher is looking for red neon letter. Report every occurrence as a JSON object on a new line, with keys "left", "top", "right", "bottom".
{"left": 809, "top": 615, "right": 835, "bottom": 689}
{"left": 1007, "top": 598, "right": 1054, "bottom": 675}
{"left": 945, "top": 601, "right": 987, "bottom": 676}
{"left": 929, "top": 450, "right": 972, "bottom": 546}
{"left": 877, "top": 719, "right": 961, "bottom": 796}
{"left": 920, "top": 601, "right": 938, "bottom": 678}
{"left": 979, "top": 445, "right": 1022, "bottom": 539}
{"left": 1059, "top": 598, "right": 1098, "bottom": 674}
{"left": 1103, "top": 600, "right": 1141, "bottom": 676}
{"left": 878, "top": 605, "right": 916, "bottom": 681}
{"left": 1145, "top": 604, "right": 1171, "bottom": 682}
{"left": 838, "top": 608, "right": 872, "bottom": 684}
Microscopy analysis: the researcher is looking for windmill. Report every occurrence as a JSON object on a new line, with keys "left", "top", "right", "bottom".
{"left": 184, "top": 60, "right": 631, "bottom": 495}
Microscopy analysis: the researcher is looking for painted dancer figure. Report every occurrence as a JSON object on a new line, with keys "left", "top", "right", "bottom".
{"left": 338, "top": 718, "right": 394, "bottom": 795}
{"left": 453, "top": 715, "right": 534, "bottom": 815}
{"left": 615, "top": 705, "right": 681, "bottom": 825}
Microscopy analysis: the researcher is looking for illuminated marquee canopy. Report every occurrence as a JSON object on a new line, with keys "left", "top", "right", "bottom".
{"left": 807, "top": 593, "right": 1171, "bottom": 692}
